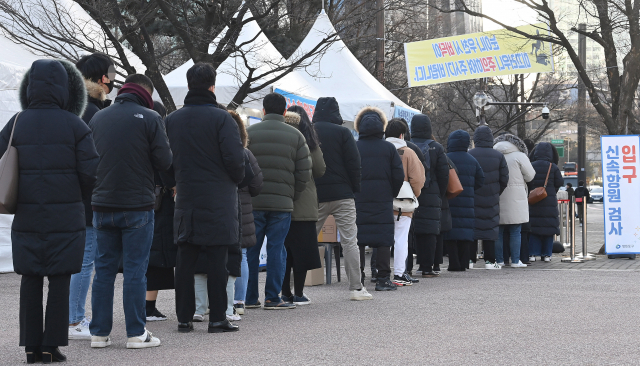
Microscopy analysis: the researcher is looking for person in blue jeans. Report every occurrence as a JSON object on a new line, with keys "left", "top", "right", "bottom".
{"left": 88, "top": 74, "right": 172, "bottom": 349}
{"left": 68, "top": 52, "right": 115, "bottom": 340}
{"left": 246, "top": 93, "right": 312, "bottom": 310}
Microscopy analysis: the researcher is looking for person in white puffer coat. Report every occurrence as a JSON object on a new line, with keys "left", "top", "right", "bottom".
{"left": 493, "top": 134, "right": 536, "bottom": 267}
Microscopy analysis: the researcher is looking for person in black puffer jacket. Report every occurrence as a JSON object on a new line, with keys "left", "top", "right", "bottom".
{"left": 468, "top": 126, "right": 508, "bottom": 268}
{"left": 312, "top": 97, "right": 370, "bottom": 300}
{"left": 528, "top": 142, "right": 564, "bottom": 261}
{"left": 89, "top": 73, "right": 172, "bottom": 346}
{"left": 445, "top": 130, "right": 485, "bottom": 271}
{"left": 144, "top": 101, "right": 178, "bottom": 322}
{"left": 2, "top": 59, "right": 99, "bottom": 362}
{"left": 410, "top": 114, "right": 449, "bottom": 277}
{"left": 68, "top": 52, "right": 115, "bottom": 337}
{"left": 231, "top": 109, "right": 262, "bottom": 317}
{"left": 354, "top": 106, "right": 404, "bottom": 291}
{"left": 166, "top": 63, "right": 245, "bottom": 331}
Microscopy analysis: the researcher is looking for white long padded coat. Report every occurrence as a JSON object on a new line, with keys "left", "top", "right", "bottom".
{"left": 493, "top": 135, "right": 536, "bottom": 225}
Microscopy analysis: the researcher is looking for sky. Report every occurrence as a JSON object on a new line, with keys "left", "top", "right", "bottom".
{"left": 481, "top": 0, "right": 538, "bottom": 31}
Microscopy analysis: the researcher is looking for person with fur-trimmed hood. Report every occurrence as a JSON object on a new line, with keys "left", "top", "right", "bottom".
{"left": 67, "top": 53, "right": 116, "bottom": 341}
{"left": 1, "top": 59, "right": 99, "bottom": 363}
{"left": 493, "top": 134, "right": 535, "bottom": 268}
{"left": 354, "top": 106, "right": 404, "bottom": 291}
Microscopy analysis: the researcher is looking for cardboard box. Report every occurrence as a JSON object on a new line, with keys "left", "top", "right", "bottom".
{"left": 304, "top": 245, "right": 325, "bottom": 286}
{"left": 318, "top": 215, "right": 337, "bottom": 242}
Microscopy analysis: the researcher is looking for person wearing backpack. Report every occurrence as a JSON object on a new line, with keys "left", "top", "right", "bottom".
{"left": 409, "top": 114, "right": 449, "bottom": 278}
{"left": 574, "top": 181, "right": 590, "bottom": 225}
{"left": 385, "top": 119, "right": 425, "bottom": 286}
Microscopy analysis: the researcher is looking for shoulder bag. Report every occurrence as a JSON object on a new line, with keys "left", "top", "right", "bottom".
{"left": 393, "top": 148, "right": 419, "bottom": 216}
{"left": 0, "top": 113, "right": 21, "bottom": 214}
{"left": 446, "top": 162, "right": 463, "bottom": 199}
{"left": 528, "top": 163, "right": 552, "bottom": 205}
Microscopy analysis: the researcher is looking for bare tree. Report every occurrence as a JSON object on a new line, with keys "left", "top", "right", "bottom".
{"left": 431, "top": 0, "right": 639, "bottom": 135}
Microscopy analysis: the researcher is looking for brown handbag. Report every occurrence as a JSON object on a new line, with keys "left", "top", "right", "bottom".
{"left": 528, "top": 163, "right": 552, "bottom": 205}
{"left": 446, "top": 163, "right": 463, "bottom": 199}
{"left": 0, "top": 113, "right": 20, "bottom": 214}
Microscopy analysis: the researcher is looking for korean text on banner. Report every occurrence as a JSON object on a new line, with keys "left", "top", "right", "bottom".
{"left": 394, "top": 105, "right": 419, "bottom": 125}
{"left": 404, "top": 24, "right": 554, "bottom": 87}
{"left": 274, "top": 88, "right": 318, "bottom": 120}
{"left": 601, "top": 135, "right": 640, "bottom": 254}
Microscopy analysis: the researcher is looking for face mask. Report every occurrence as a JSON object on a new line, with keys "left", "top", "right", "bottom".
{"left": 104, "top": 80, "right": 114, "bottom": 94}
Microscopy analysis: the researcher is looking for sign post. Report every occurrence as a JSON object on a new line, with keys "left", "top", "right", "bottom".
{"left": 601, "top": 135, "right": 640, "bottom": 254}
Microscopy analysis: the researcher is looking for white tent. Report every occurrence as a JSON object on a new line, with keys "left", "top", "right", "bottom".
{"left": 163, "top": 11, "right": 294, "bottom": 109}
{"left": 279, "top": 10, "right": 419, "bottom": 122}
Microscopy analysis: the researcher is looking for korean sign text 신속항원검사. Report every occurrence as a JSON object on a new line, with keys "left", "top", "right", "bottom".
{"left": 601, "top": 135, "right": 640, "bottom": 254}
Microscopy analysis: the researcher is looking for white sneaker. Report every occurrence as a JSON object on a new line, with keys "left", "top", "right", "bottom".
{"left": 529, "top": 256, "right": 536, "bottom": 262}
{"left": 126, "top": 329, "right": 161, "bottom": 349}
{"left": 192, "top": 314, "right": 205, "bottom": 322}
{"left": 226, "top": 313, "right": 242, "bottom": 322}
{"left": 468, "top": 260, "right": 474, "bottom": 269}
{"left": 91, "top": 335, "right": 111, "bottom": 348}
{"left": 350, "top": 287, "right": 373, "bottom": 301}
{"left": 510, "top": 261, "right": 527, "bottom": 268}
{"left": 497, "top": 262, "right": 505, "bottom": 266}
{"left": 69, "top": 317, "right": 91, "bottom": 340}
{"left": 485, "top": 262, "right": 502, "bottom": 270}
{"left": 544, "top": 256, "right": 551, "bottom": 262}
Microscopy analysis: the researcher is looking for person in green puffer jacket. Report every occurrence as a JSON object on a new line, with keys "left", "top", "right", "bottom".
{"left": 246, "top": 93, "right": 312, "bottom": 310}
{"left": 281, "top": 106, "right": 326, "bottom": 305}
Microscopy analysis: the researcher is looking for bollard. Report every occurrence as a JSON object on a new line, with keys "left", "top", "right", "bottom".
{"left": 562, "top": 196, "right": 583, "bottom": 263}
{"left": 577, "top": 196, "right": 595, "bottom": 261}
{"left": 559, "top": 201, "right": 567, "bottom": 247}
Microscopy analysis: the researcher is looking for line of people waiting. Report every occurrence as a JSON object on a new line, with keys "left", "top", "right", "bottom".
{"left": 6, "top": 54, "right": 565, "bottom": 364}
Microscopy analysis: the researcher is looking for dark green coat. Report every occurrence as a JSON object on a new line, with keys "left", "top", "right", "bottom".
{"left": 247, "top": 114, "right": 312, "bottom": 212}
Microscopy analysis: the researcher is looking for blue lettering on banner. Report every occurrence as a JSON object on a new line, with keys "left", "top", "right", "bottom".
{"left": 453, "top": 41, "right": 464, "bottom": 56}
{"left": 432, "top": 43, "right": 443, "bottom": 58}
{"left": 458, "top": 60, "right": 468, "bottom": 75}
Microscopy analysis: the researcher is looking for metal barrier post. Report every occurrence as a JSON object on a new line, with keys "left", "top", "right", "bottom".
{"left": 562, "top": 196, "right": 583, "bottom": 263}
{"left": 559, "top": 201, "right": 567, "bottom": 247}
{"left": 577, "top": 197, "right": 595, "bottom": 261}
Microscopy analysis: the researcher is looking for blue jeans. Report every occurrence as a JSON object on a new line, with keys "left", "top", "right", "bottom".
{"left": 246, "top": 211, "right": 291, "bottom": 304}
{"left": 68, "top": 226, "right": 96, "bottom": 324}
{"left": 90, "top": 211, "right": 154, "bottom": 338}
{"left": 234, "top": 248, "right": 248, "bottom": 303}
{"left": 496, "top": 224, "right": 522, "bottom": 264}
{"left": 529, "top": 234, "right": 553, "bottom": 257}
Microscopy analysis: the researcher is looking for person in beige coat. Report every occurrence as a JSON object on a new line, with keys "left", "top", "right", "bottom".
{"left": 493, "top": 134, "right": 535, "bottom": 266}
{"left": 385, "top": 119, "right": 425, "bottom": 286}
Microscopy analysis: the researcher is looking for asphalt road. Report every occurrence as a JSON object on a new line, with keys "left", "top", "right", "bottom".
{"left": 1, "top": 263, "right": 639, "bottom": 365}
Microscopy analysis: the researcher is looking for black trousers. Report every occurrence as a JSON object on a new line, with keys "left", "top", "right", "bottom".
{"left": 445, "top": 240, "right": 472, "bottom": 271}
{"left": 417, "top": 234, "right": 437, "bottom": 272}
{"left": 175, "top": 244, "right": 229, "bottom": 323}
{"left": 435, "top": 235, "right": 444, "bottom": 269}
{"left": 361, "top": 246, "right": 391, "bottom": 279}
{"left": 469, "top": 240, "right": 478, "bottom": 263}
{"left": 20, "top": 275, "right": 71, "bottom": 347}
{"left": 481, "top": 240, "right": 496, "bottom": 263}
{"left": 520, "top": 231, "right": 530, "bottom": 263}
{"left": 405, "top": 221, "right": 416, "bottom": 273}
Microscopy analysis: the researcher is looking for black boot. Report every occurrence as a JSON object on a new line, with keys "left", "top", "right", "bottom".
{"left": 25, "top": 347, "right": 41, "bottom": 364}
{"left": 375, "top": 277, "right": 397, "bottom": 291}
{"left": 41, "top": 347, "right": 65, "bottom": 363}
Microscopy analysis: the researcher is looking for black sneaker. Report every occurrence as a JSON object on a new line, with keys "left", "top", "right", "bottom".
{"left": 233, "top": 303, "right": 245, "bottom": 315}
{"left": 263, "top": 300, "right": 296, "bottom": 310}
{"left": 281, "top": 294, "right": 294, "bottom": 303}
{"left": 392, "top": 275, "right": 411, "bottom": 286}
{"left": 422, "top": 271, "right": 439, "bottom": 278}
{"left": 146, "top": 308, "right": 167, "bottom": 322}
{"left": 403, "top": 272, "right": 419, "bottom": 283}
{"left": 375, "top": 278, "right": 398, "bottom": 291}
{"left": 245, "top": 301, "right": 261, "bottom": 309}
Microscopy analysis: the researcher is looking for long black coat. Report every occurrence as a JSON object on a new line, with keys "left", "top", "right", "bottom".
{"left": 148, "top": 170, "right": 177, "bottom": 268}
{"left": 0, "top": 59, "right": 99, "bottom": 276}
{"left": 166, "top": 89, "right": 245, "bottom": 246}
{"left": 239, "top": 148, "right": 263, "bottom": 248}
{"left": 440, "top": 156, "right": 457, "bottom": 233}
{"left": 444, "top": 130, "right": 485, "bottom": 242}
{"left": 312, "top": 97, "right": 361, "bottom": 203}
{"left": 528, "top": 142, "right": 564, "bottom": 236}
{"left": 354, "top": 107, "right": 404, "bottom": 247}
{"left": 410, "top": 114, "right": 449, "bottom": 235}
{"left": 468, "top": 126, "right": 508, "bottom": 240}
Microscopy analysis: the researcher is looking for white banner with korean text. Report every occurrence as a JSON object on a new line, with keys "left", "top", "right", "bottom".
{"left": 602, "top": 135, "right": 640, "bottom": 254}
